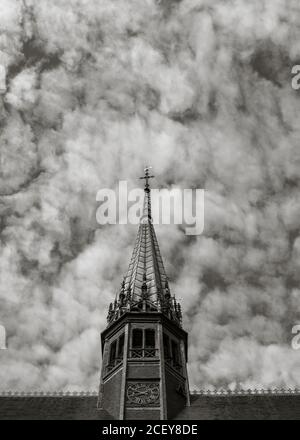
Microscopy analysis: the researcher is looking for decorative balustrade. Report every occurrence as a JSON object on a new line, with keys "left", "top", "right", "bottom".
{"left": 190, "top": 389, "right": 300, "bottom": 396}
{"left": 0, "top": 389, "right": 299, "bottom": 397}
{"left": 129, "top": 348, "right": 158, "bottom": 358}
{"left": 0, "top": 391, "right": 98, "bottom": 397}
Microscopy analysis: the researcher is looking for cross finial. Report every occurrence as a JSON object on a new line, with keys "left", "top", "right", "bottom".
{"left": 139, "top": 166, "right": 155, "bottom": 192}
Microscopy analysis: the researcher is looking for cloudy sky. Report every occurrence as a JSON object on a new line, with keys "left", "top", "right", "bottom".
{"left": 0, "top": 0, "right": 300, "bottom": 391}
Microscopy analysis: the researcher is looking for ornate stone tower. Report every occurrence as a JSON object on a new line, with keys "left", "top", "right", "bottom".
{"left": 98, "top": 168, "right": 190, "bottom": 420}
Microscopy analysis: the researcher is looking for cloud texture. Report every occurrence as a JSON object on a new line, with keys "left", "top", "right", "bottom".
{"left": 0, "top": 0, "right": 300, "bottom": 390}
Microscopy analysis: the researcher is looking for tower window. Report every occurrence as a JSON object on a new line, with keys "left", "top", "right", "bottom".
{"left": 171, "top": 340, "right": 181, "bottom": 370}
{"left": 117, "top": 333, "right": 125, "bottom": 359}
{"left": 132, "top": 329, "right": 143, "bottom": 348}
{"left": 109, "top": 340, "right": 117, "bottom": 366}
{"left": 106, "top": 333, "right": 125, "bottom": 373}
{"left": 163, "top": 333, "right": 171, "bottom": 360}
{"left": 145, "top": 329, "right": 155, "bottom": 348}
{"left": 130, "top": 328, "right": 156, "bottom": 358}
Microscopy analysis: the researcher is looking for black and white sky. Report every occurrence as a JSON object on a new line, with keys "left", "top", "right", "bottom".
{"left": 0, "top": 0, "right": 300, "bottom": 391}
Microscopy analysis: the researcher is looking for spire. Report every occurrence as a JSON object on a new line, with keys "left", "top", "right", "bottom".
{"left": 106, "top": 167, "right": 182, "bottom": 327}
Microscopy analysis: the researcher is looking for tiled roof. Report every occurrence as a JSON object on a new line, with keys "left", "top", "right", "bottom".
{"left": 176, "top": 393, "right": 300, "bottom": 420}
{"left": 0, "top": 391, "right": 299, "bottom": 420}
{"left": 0, "top": 395, "right": 112, "bottom": 420}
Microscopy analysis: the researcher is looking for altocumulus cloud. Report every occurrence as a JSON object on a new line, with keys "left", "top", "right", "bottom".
{"left": 0, "top": 0, "right": 300, "bottom": 391}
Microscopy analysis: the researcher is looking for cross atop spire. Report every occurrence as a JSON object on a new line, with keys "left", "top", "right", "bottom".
{"left": 139, "top": 166, "right": 155, "bottom": 193}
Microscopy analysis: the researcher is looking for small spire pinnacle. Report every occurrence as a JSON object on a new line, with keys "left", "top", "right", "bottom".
{"left": 141, "top": 273, "right": 148, "bottom": 300}
{"left": 107, "top": 302, "right": 114, "bottom": 323}
{"left": 119, "top": 279, "right": 125, "bottom": 305}
{"left": 165, "top": 281, "right": 170, "bottom": 300}
{"left": 126, "top": 286, "right": 131, "bottom": 302}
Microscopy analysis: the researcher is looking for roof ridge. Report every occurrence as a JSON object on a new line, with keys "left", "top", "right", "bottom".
{"left": 0, "top": 389, "right": 299, "bottom": 397}
{"left": 0, "top": 391, "right": 98, "bottom": 397}
{"left": 191, "top": 389, "right": 300, "bottom": 396}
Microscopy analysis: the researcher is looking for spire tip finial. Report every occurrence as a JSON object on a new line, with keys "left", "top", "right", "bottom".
{"left": 139, "top": 166, "right": 155, "bottom": 192}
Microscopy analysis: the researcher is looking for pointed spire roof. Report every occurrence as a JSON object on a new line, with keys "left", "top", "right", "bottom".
{"left": 107, "top": 167, "right": 182, "bottom": 327}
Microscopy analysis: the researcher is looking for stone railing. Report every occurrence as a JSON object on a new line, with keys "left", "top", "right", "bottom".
{"left": 129, "top": 348, "right": 158, "bottom": 358}
{"left": 190, "top": 389, "right": 300, "bottom": 396}
{"left": 0, "top": 391, "right": 98, "bottom": 397}
{"left": 0, "top": 389, "right": 299, "bottom": 397}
